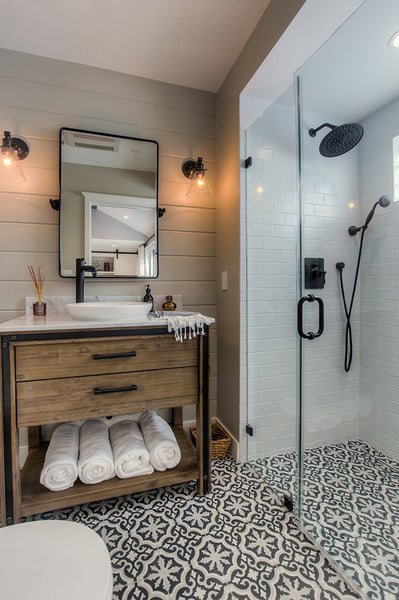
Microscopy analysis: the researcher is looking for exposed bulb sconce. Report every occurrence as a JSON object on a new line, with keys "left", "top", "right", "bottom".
{"left": 0, "top": 130, "right": 30, "bottom": 183}
{"left": 182, "top": 156, "right": 213, "bottom": 198}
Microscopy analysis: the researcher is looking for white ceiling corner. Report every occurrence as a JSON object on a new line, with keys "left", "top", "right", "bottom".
{"left": 0, "top": 0, "right": 269, "bottom": 92}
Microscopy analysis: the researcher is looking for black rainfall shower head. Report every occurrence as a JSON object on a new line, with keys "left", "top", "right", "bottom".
{"left": 309, "top": 122, "right": 364, "bottom": 157}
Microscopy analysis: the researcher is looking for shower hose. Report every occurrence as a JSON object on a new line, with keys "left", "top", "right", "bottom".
{"left": 337, "top": 227, "right": 366, "bottom": 372}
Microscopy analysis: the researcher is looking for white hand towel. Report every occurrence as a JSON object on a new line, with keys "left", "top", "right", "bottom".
{"left": 140, "top": 411, "right": 181, "bottom": 471}
{"left": 78, "top": 419, "right": 115, "bottom": 484}
{"left": 109, "top": 420, "right": 154, "bottom": 478}
{"left": 40, "top": 422, "right": 79, "bottom": 491}
{"left": 163, "top": 312, "right": 215, "bottom": 342}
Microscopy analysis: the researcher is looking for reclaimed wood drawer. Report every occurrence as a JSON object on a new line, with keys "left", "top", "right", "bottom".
{"left": 17, "top": 366, "right": 198, "bottom": 426}
{"left": 15, "top": 335, "right": 198, "bottom": 381}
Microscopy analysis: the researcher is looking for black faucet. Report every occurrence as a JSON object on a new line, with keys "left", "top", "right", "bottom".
{"left": 76, "top": 258, "right": 97, "bottom": 303}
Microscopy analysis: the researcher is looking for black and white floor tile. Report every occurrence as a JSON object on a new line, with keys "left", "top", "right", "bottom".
{"left": 27, "top": 457, "right": 359, "bottom": 599}
{"left": 251, "top": 440, "right": 399, "bottom": 600}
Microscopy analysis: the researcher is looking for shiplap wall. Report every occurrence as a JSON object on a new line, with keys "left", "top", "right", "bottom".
{"left": 0, "top": 48, "right": 217, "bottom": 418}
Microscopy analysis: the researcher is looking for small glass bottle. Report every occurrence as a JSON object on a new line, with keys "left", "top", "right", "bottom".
{"left": 33, "top": 300, "right": 46, "bottom": 316}
{"left": 162, "top": 295, "right": 176, "bottom": 311}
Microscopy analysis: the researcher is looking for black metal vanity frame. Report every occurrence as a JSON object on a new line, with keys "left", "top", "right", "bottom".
{"left": 1, "top": 325, "right": 210, "bottom": 525}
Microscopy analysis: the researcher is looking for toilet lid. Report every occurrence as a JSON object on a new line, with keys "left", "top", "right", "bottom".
{"left": 0, "top": 520, "right": 113, "bottom": 600}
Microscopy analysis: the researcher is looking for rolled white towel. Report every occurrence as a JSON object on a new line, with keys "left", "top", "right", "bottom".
{"left": 109, "top": 420, "right": 154, "bottom": 479}
{"left": 78, "top": 419, "right": 115, "bottom": 484}
{"left": 40, "top": 422, "right": 79, "bottom": 491}
{"left": 140, "top": 411, "right": 181, "bottom": 471}
{"left": 102, "top": 412, "right": 143, "bottom": 427}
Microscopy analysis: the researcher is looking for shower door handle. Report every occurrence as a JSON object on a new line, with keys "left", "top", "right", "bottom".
{"left": 297, "top": 294, "right": 324, "bottom": 340}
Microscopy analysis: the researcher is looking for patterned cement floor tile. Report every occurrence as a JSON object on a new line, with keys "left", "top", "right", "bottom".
{"left": 26, "top": 457, "right": 360, "bottom": 599}
{"left": 252, "top": 440, "right": 399, "bottom": 600}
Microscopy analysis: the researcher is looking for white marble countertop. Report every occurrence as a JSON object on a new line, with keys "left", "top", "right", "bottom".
{"left": 0, "top": 296, "right": 214, "bottom": 334}
{"left": 0, "top": 312, "right": 172, "bottom": 333}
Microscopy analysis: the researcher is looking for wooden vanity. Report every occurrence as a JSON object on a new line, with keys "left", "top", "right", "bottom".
{"left": 0, "top": 322, "right": 211, "bottom": 525}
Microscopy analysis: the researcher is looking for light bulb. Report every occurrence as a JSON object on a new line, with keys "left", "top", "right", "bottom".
{"left": 197, "top": 178, "right": 204, "bottom": 187}
{"left": 348, "top": 202, "right": 355, "bottom": 208}
{"left": 388, "top": 30, "right": 399, "bottom": 48}
{"left": 0, "top": 131, "right": 29, "bottom": 182}
{"left": 256, "top": 185, "right": 264, "bottom": 194}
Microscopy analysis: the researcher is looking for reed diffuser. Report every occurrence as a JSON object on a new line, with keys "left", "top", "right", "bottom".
{"left": 28, "top": 264, "right": 48, "bottom": 316}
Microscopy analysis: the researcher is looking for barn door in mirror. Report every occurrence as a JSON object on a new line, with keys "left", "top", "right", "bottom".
{"left": 59, "top": 128, "right": 159, "bottom": 278}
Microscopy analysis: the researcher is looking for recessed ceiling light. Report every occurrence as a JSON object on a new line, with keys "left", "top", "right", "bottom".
{"left": 388, "top": 29, "right": 399, "bottom": 48}
{"left": 123, "top": 215, "right": 129, "bottom": 219}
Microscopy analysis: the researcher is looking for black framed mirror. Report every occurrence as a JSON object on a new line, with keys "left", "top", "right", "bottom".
{"left": 59, "top": 127, "right": 159, "bottom": 278}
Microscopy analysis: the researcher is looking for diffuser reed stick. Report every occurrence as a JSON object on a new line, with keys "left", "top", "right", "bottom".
{"left": 28, "top": 264, "right": 47, "bottom": 304}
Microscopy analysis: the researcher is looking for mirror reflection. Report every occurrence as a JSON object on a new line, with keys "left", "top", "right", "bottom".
{"left": 59, "top": 128, "right": 158, "bottom": 278}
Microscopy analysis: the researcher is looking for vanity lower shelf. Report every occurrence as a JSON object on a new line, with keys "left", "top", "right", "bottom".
{"left": 20, "top": 426, "right": 199, "bottom": 517}
{"left": 1, "top": 326, "right": 211, "bottom": 525}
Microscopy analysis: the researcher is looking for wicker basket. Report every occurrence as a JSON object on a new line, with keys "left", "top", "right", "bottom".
{"left": 190, "top": 422, "right": 231, "bottom": 460}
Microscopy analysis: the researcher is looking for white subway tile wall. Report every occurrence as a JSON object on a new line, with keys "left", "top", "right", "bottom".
{"left": 244, "top": 91, "right": 361, "bottom": 460}
{"left": 245, "top": 90, "right": 297, "bottom": 460}
{"left": 359, "top": 97, "right": 399, "bottom": 461}
{"left": 302, "top": 117, "right": 360, "bottom": 450}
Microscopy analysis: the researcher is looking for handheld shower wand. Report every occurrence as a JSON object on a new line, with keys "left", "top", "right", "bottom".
{"left": 337, "top": 195, "right": 391, "bottom": 372}
{"left": 348, "top": 195, "right": 391, "bottom": 236}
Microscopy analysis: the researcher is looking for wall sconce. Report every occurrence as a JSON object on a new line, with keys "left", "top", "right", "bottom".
{"left": 0, "top": 130, "right": 30, "bottom": 183}
{"left": 182, "top": 156, "right": 213, "bottom": 198}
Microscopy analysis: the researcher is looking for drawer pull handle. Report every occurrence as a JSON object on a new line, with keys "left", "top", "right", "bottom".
{"left": 92, "top": 351, "right": 137, "bottom": 360}
{"left": 94, "top": 384, "right": 138, "bottom": 395}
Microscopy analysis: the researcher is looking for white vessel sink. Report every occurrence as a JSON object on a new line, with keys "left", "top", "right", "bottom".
{"left": 67, "top": 301, "right": 151, "bottom": 321}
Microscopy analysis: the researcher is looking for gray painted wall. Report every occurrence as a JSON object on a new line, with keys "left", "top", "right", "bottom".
{"left": 216, "top": 0, "right": 306, "bottom": 442}
{"left": 0, "top": 47, "right": 217, "bottom": 419}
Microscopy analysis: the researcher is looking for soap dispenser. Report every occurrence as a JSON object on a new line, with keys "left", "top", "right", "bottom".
{"left": 143, "top": 284, "right": 154, "bottom": 310}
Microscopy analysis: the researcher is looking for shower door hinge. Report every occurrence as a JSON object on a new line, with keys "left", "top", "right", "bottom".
{"left": 245, "top": 156, "right": 252, "bottom": 168}
{"left": 283, "top": 494, "right": 293, "bottom": 512}
{"left": 246, "top": 424, "right": 254, "bottom": 436}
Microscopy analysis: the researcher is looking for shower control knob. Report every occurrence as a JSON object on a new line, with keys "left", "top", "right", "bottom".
{"left": 311, "top": 265, "right": 326, "bottom": 286}
{"left": 311, "top": 266, "right": 324, "bottom": 277}
{"left": 305, "top": 258, "right": 326, "bottom": 289}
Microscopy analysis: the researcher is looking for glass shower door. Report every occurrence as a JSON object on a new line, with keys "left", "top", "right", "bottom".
{"left": 297, "top": 1, "right": 399, "bottom": 596}
{"left": 245, "top": 83, "right": 302, "bottom": 515}
{"left": 246, "top": 1, "right": 399, "bottom": 597}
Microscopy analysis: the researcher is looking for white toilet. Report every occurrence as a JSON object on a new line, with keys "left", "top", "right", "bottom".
{"left": 0, "top": 520, "right": 113, "bottom": 600}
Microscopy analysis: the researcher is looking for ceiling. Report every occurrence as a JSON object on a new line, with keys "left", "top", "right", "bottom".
{"left": 0, "top": 0, "right": 269, "bottom": 92}
{"left": 297, "top": 0, "right": 399, "bottom": 123}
